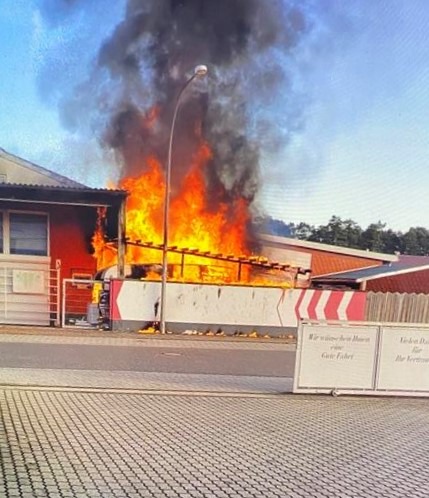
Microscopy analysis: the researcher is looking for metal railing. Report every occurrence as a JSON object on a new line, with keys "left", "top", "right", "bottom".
{"left": 0, "top": 264, "right": 60, "bottom": 326}
{"left": 61, "top": 278, "right": 99, "bottom": 328}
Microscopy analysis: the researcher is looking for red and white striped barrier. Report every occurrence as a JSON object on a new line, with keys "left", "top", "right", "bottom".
{"left": 109, "top": 280, "right": 366, "bottom": 331}
{"left": 294, "top": 289, "right": 366, "bottom": 322}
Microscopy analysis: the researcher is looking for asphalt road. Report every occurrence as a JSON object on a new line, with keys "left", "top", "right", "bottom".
{"left": 0, "top": 342, "right": 296, "bottom": 377}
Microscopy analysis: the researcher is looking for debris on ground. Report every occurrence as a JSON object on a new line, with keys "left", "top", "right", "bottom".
{"left": 136, "top": 325, "right": 295, "bottom": 341}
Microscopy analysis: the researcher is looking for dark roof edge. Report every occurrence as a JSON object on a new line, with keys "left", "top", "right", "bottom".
{"left": 354, "top": 265, "right": 429, "bottom": 283}
{"left": 0, "top": 182, "right": 127, "bottom": 196}
{"left": 313, "top": 264, "right": 429, "bottom": 283}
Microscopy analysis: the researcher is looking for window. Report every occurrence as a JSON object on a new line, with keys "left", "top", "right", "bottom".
{"left": 0, "top": 211, "right": 48, "bottom": 257}
{"left": 9, "top": 213, "right": 48, "bottom": 256}
{"left": 0, "top": 212, "right": 3, "bottom": 253}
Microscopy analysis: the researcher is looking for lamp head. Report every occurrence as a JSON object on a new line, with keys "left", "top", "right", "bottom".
{"left": 194, "top": 64, "right": 208, "bottom": 77}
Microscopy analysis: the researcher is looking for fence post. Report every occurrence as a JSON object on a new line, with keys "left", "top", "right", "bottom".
{"left": 61, "top": 278, "right": 67, "bottom": 328}
{"left": 55, "top": 260, "right": 61, "bottom": 327}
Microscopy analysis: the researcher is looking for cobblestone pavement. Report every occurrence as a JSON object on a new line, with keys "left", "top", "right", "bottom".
{"left": 1, "top": 330, "right": 428, "bottom": 497}
{"left": 1, "top": 388, "right": 429, "bottom": 498}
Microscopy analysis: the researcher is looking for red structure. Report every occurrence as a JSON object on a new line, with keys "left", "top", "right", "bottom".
{"left": 259, "top": 234, "right": 396, "bottom": 278}
{"left": 0, "top": 148, "right": 127, "bottom": 325}
{"left": 259, "top": 235, "right": 429, "bottom": 295}
{"left": 312, "top": 255, "right": 429, "bottom": 294}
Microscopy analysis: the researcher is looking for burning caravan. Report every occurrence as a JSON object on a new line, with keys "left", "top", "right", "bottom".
{"left": 92, "top": 263, "right": 163, "bottom": 328}
{"left": 94, "top": 263, "right": 163, "bottom": 281}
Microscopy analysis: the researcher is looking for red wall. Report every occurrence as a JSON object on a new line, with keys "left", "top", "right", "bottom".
{"left": 366, "top": 270, "right": 429, "bottom": 294}
{"left": 49, "top": 205, "right": 97, "bottom": 279}
{"left": 0, "top": 201, "right": 97, "bottom": 279}
{"left": 281, "top": 244, "right": 383, "bottom": 276}
{"left": 310, "top": 251, "right": 382, "bottom": 276}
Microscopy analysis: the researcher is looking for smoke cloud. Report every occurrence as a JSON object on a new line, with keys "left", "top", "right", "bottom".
{"left": 40, "top": 0, "right": 313, "bottom": 217}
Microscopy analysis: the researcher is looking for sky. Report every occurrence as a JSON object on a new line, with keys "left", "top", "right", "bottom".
{"left": 1, "top": 1, "right": 429, "bottom": 233}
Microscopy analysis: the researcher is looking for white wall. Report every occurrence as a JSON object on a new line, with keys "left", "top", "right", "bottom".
{"left": 110, "top": 280, "right": 366, "bottom": 333}
{"left": 0, "top": 255, "right": 51, "bottom": 325}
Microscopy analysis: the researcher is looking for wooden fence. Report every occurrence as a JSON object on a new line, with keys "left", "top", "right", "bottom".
{"left": 366, "top": 291, "right": 429, "bottom": 323}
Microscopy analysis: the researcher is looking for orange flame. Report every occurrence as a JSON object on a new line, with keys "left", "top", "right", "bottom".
{"left": 93, "top": 138, "right": 255, "bottom": 283}
{"left": 92, "top": 105, "right": 294, "bottom": 286}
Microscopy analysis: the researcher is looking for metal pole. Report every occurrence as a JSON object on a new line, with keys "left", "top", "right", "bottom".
{"left": 117, "top": 197, "right": 127, "bottom": 279}
{"left": 159, "top": 66, "right": 208, "bottom": 334}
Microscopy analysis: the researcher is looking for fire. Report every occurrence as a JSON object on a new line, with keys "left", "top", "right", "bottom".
{"left": 93, "top": 139, "right": 253, "bottom": 283}
{"left": 170, "top": 143, "right": 248, "bottom": 255}
{"left": 91, "top": 102, "right": 297, "bottom": 287}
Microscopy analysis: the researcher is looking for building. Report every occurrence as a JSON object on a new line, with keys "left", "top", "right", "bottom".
{"left": 311, "top": 255, "right": 429, "bottom": 294}
{"left": 259, "top": 234, "right": 429, "bottom": 293}
{"left": 0, "top": 148, "right": 127, "bottom": 326}
{"left": 259, "top": 234, "right": 397, "bottom": 278}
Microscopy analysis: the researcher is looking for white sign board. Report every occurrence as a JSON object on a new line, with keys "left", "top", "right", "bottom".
{"left": 294, "top": 321, "right": 429, "bottom": 397}
{"left": 294, "top": 323, "right": 378, "bottom": 392}
{"left": 377, "top": 326, "right": 429, "bottom": 392}
{"left": 12, "top": 270, "right": 44, "bottom": 294}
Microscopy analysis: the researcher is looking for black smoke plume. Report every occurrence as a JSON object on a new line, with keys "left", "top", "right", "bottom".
{"left": 42, "top": 0, "right": 312, "bottom": 222}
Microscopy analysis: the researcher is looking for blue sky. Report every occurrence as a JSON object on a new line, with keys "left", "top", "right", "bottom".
{"left": 1, "top": 1, "right": 429, "bottom": 232}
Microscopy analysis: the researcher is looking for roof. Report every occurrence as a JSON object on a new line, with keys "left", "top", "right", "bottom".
{"left": 0, "top": 147, "right": 87, "bottom": 188}
{"left": 0, "top": 148, "right": 127, "bottom": 207}
{"left": 259, "top": 234, "right": 397, "bottom": 263}
{"left": 312, "top": 255, "right": 429, "bottom": 284}
{"left": 0, "top": 182, "right": 127, "bottom": 208}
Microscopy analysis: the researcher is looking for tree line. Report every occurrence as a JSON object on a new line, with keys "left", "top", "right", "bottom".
{"left": 256, "top": 215, "right": 429, "bottom": 256}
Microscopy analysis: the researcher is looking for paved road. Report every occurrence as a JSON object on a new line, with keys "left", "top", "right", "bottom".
{"left": 0, "top": 342, "right": 295, "bottom": 376}
{"left": 1, "top": 330, "right": 429, "bottom": 497}
{"left": 0, "top": 332, "right": 295, "bottom": 393}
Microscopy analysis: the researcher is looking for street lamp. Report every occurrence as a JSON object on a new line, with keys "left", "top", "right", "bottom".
{"left": 159, "top": 64, "right": 208, "bottom": 334}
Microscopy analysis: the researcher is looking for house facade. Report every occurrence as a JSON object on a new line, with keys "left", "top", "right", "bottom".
{"left": 0, "top": 148, "right": 127, "bottom": 326}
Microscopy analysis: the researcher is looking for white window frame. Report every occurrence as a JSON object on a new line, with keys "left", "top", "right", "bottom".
{"left": 0, "top": 210, "right": 50, "bottom": 257}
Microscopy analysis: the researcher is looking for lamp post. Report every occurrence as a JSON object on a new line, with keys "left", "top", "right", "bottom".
{"left": 159, "top": 64, "right": 208, "bottom": 334}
